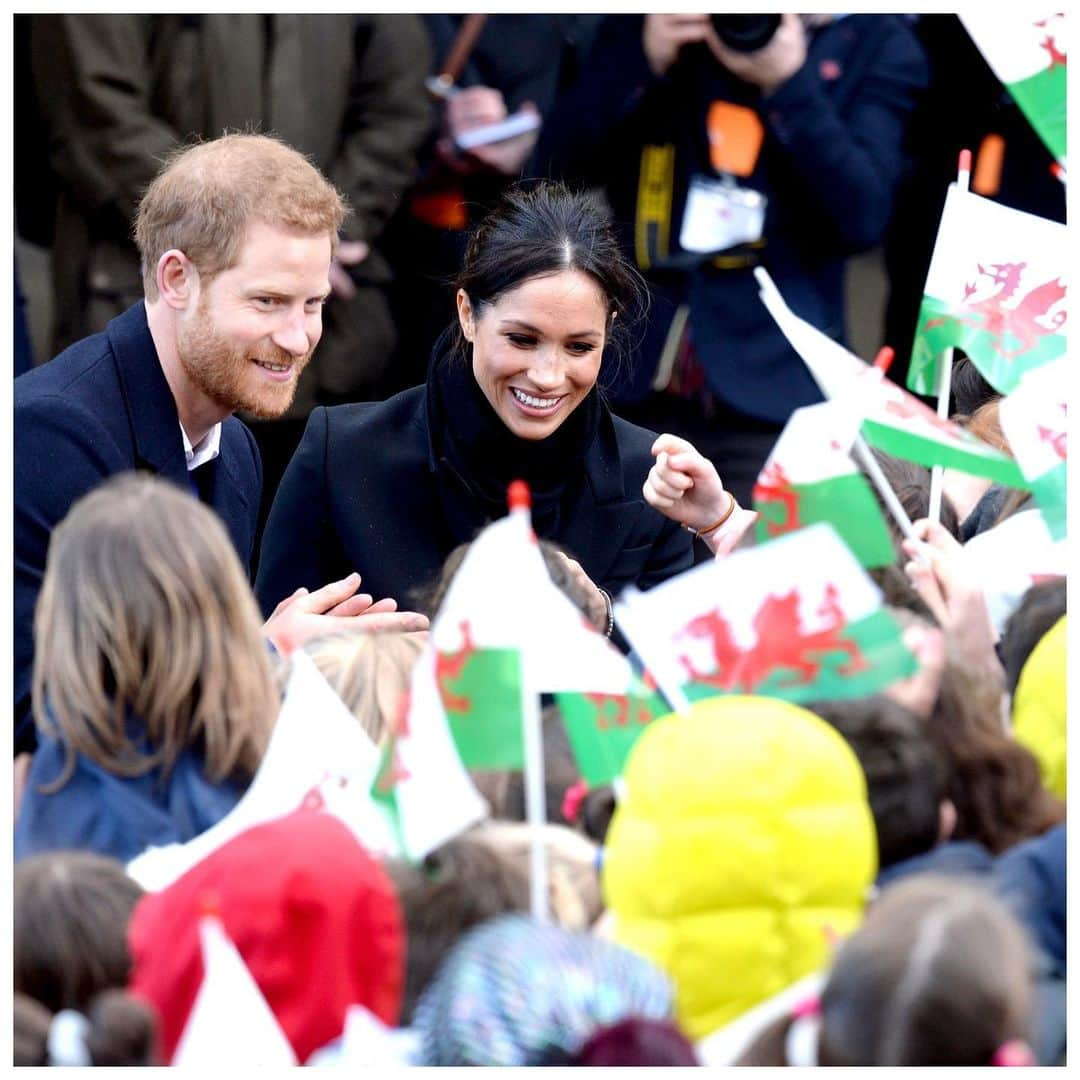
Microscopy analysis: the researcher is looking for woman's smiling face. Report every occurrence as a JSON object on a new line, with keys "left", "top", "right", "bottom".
{"left": 458, "top": 269, "right": 609, "bottom": 441}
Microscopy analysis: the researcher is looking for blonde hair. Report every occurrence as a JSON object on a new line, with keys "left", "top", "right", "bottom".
{"left": 302, "top": 630, "right": 426, "bottom": 744}
{"left": 33, "top": 475, "right": 277, "bottom": 787}
{"left": 135, "top": 132, "right": 348, "bottom": 300}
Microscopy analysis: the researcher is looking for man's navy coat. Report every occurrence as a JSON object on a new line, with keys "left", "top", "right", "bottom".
{"left": 14, "top": 303, "right": 262, "bottom": 752}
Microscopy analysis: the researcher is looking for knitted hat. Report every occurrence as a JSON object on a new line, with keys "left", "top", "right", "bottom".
{"left": 1012, "top": 614, "right": 1067, "bottom": 800}
{"left": 127, "top": 810, "right": 404, "bottom": 1063}
{"left": 603, "top": 694, "right": 877, "bottom": 1039}
{"left": 412, "top": 913, "right": 676, "bottom": 1065}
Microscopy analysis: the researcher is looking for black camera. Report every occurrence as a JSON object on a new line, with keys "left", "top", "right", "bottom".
{"left": 710, "top": 14, "right": 782, "bottom": 52}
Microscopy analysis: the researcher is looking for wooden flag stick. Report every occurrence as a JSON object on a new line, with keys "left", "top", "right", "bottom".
{"left": 928, "top": 149, "right": 972, "bottom": 524}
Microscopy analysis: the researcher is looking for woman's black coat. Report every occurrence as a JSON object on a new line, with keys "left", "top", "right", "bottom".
{"left": 254, "top": 385, "right": 695, "bottom": 617}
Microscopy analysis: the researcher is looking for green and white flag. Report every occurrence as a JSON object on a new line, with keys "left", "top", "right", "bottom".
{"left": 999, "top": 357, "right": 1068, "bottom": 540}
{"left": 614, "top": 523, "right": 917, "bottom": 708}
{"left": 371, "top": 645, "right": 490, "bottom": 862}
{"left": 907, "top": 184, "right": 1067, "bottom": 396}
{"left": 752, "top": 396, "right": 895, "bottom": 567}
{"left": 394, "top": 494, "right": 667, "bottom": 794}
{"left": 960, "top": 11, "right": 1067, "bottom": 162}
{"left": 756, "top": 269, "right": 1031, "bottom": 489}
{"left": 555, "top": 672, "right": 668, "bottom": 787}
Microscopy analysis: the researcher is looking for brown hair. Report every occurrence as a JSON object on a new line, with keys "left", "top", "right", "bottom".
{"left": 14, "top": 991, "right": 158, "bottom": 1066}
{"left": 926, "top": 656, "right": 1064, "bottom": 854}
{"left": 956, "top": 399, "right": 1012, "bottom": 456}
{"left": 301, "top": 630, "right": 426, "bottom": 745}
{"left": 33, "top": 474, "right": 277, "bottom": 787}
{"left": 871, "top": 451, "right": 961, "bottom": 549}
{"left": 739, "top": 877, "right": 1033, "bottom": 1065}
{"left": 135, "top": 132, "right": 348, "bottom": 300}
{"left": 15, "top": 852, "right": 144, "bottom": 1012}
{"left": 383, "top": 832, "right": 532, "bottom": 1024}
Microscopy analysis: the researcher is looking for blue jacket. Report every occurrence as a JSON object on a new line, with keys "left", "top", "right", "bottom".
{"left": 14, "top": 723, "right": 245, "bottom": 865}
{"left": 14, "top": 303, "right": 262, "bottom": 752}
{"left": 537, "top": 15, "right": 929, "bottom": 420}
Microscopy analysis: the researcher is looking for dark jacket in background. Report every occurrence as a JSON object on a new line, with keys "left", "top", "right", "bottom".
{"left": 536, "top": 15, "right": 929, "bottom": 421}
{"left": 14, "top": 303, "right": 261, "bottom": 753}
{"left": 29, "top": 14, "right": 431, "bottom": 408}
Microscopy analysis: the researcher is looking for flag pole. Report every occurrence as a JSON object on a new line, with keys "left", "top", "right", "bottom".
{"left": 928, "top": 149, "right": 972, "bottom": 524}
{"left": 508, "top": 481, "right": 550, "bottom": 924}
{"left": 613, "top": 590, "right": 694, "bottom": 716}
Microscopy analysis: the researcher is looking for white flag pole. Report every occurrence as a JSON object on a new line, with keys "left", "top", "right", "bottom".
{"left": 507, "top": 480, "right": 549, "bottom": 924}
{"left": 928, "top": 148, "right": 972, "bottom": 524}
{"left": 613, "top": 590, "right": 694, "bottom": 716}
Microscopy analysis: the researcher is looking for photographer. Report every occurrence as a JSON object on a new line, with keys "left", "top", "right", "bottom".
{"left": 536, "top": 14, "right": 929, "bottom": 504}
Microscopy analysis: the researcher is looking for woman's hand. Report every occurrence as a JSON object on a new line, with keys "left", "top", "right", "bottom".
{"left": 901, "top": 519, "right": 1004, "bottom": 690}
{"left": 643, "top": 434, "right": 758, "bottom": 556}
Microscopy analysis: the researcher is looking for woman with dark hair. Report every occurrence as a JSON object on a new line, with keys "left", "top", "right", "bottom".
{"left": 255, "top": 182, "right": 695, "bottom": 626}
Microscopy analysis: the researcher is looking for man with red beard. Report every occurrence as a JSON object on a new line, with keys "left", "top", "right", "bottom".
{"left": 14, "top": 134, "right": 427, "bottom": 755}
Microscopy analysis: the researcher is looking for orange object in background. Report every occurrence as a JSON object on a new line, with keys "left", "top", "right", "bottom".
{"left": 972, "top": 133, "right": 1005, "bottom": 197}
{"left": 410, "top": 185, "right": 468, "bottom": 230}
{"left": 707, "top": 102, "right": 765, "bottom": 177}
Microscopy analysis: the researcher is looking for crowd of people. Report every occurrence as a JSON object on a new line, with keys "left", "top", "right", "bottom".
{"left": 13, "top": 13, "right": 1067, "bottom": 1068}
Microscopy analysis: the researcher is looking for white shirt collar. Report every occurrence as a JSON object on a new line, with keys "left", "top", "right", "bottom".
{"left": 180, "top": 421, "right": 222, "bottom": 472}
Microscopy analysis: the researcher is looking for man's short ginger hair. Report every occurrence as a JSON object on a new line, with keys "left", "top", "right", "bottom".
{"left": 135, "top": 133, "right": 348, "bottom": 300}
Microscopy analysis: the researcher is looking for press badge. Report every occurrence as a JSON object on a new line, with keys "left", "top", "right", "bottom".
{"left": 679, "top": 174, "right": 766, "bottom": 254}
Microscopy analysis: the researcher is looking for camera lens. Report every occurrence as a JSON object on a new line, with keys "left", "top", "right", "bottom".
{"left": 709, "top": 14, "right": 782, "bottom": 52}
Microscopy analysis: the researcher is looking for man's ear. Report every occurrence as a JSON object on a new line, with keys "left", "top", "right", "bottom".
{"left": 937, "top": 799, "right": 957, "bottom": 845}
{"left": 456, "top": 288, "right": 474, "bottom": 342}
{"left": 157, "top": 250, "right": 198, "bottom": 310}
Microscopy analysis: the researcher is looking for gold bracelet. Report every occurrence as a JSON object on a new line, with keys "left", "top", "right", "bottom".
{"left": 690, "top": 493, "right": 737, "bottom": 538}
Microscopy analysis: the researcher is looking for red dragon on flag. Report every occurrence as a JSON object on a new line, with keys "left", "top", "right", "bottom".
{"left": 675, "top": 583, "right": 868, "bottom": 692}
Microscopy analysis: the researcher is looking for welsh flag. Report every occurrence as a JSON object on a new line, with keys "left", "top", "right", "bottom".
{"left": 172, "top": 910, "right": 297, "bottom": 1066}
{"left": 555, "top": 671, "right": 668, "bottom": 787}
{"left": 960, "top": 11, "right": 1067, "bottom": 161}
{"left": 403, "top": 485, "right": 669, "bottom": 789}
{"left": 370, "top": 645, "right": 489, "bottom": 862}
{"left": 752, "top": 396, "right": 895, "bottom": 568}
{"left": 907, "top": 184, "right": 1067, "bottom": 396}
{"left": 999, "top": 357, "right": 1068, "bottom": 540}
{"left": 756, "top": 269, "right": 1031, "bottom": 489}
{"left": 614, "top": 523, "right": 917, "bottom": 709}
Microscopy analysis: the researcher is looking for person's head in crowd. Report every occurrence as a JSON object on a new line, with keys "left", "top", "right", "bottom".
{"left": 416, "top": 535, "right": 604, "bottom": 631}
{"left": 1000, "top": 577, "right": 1067, "bottom": 698}
{"left": 128, "top": 811, "right": 405, "bottom": 1064}
{"left": 471, "top": 820, "right": 603, "bottom": 928}
{"left": 1008, "top": 612, "right": 1067, "bottom": 802}
{"left": 300, "top": 629, "right": 426, "bottom": 744}
{"left": 950, "top": 355, "right": 1000, "bottom": 419}
{"left": 14, "top": 990, "right": 158, "bottom": 1067}
{"left": 450, "top": 181, "right": 648, "bottom": 426}
{"left": 136, "top": 132, "right": 347, "bottom": 419}
{"left": 602, "top": 695, "right": 877, "bottom": 1040}
{"left": 927, "top": 655, "right": 1064, "bottom": 854}
{"left": 31, "top": 474, "right": 276, "bottom": 788}
{"left": 383, "top": 830, "right": 532, "bottom": 1024}
{"left": 15, "top": 851, "right": 144, "bottom": 1013}
{"left": 737, "top": 877, "right": 1035, "bottom": 1066}
{"left": 412, "top": 914, "right": 695, "bottom": 1065}
{"left": 471, "top": 704, "right": 582, "bottom": 825}
{"left": 810, "top": 696, "right": 951, "bottom": 871}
